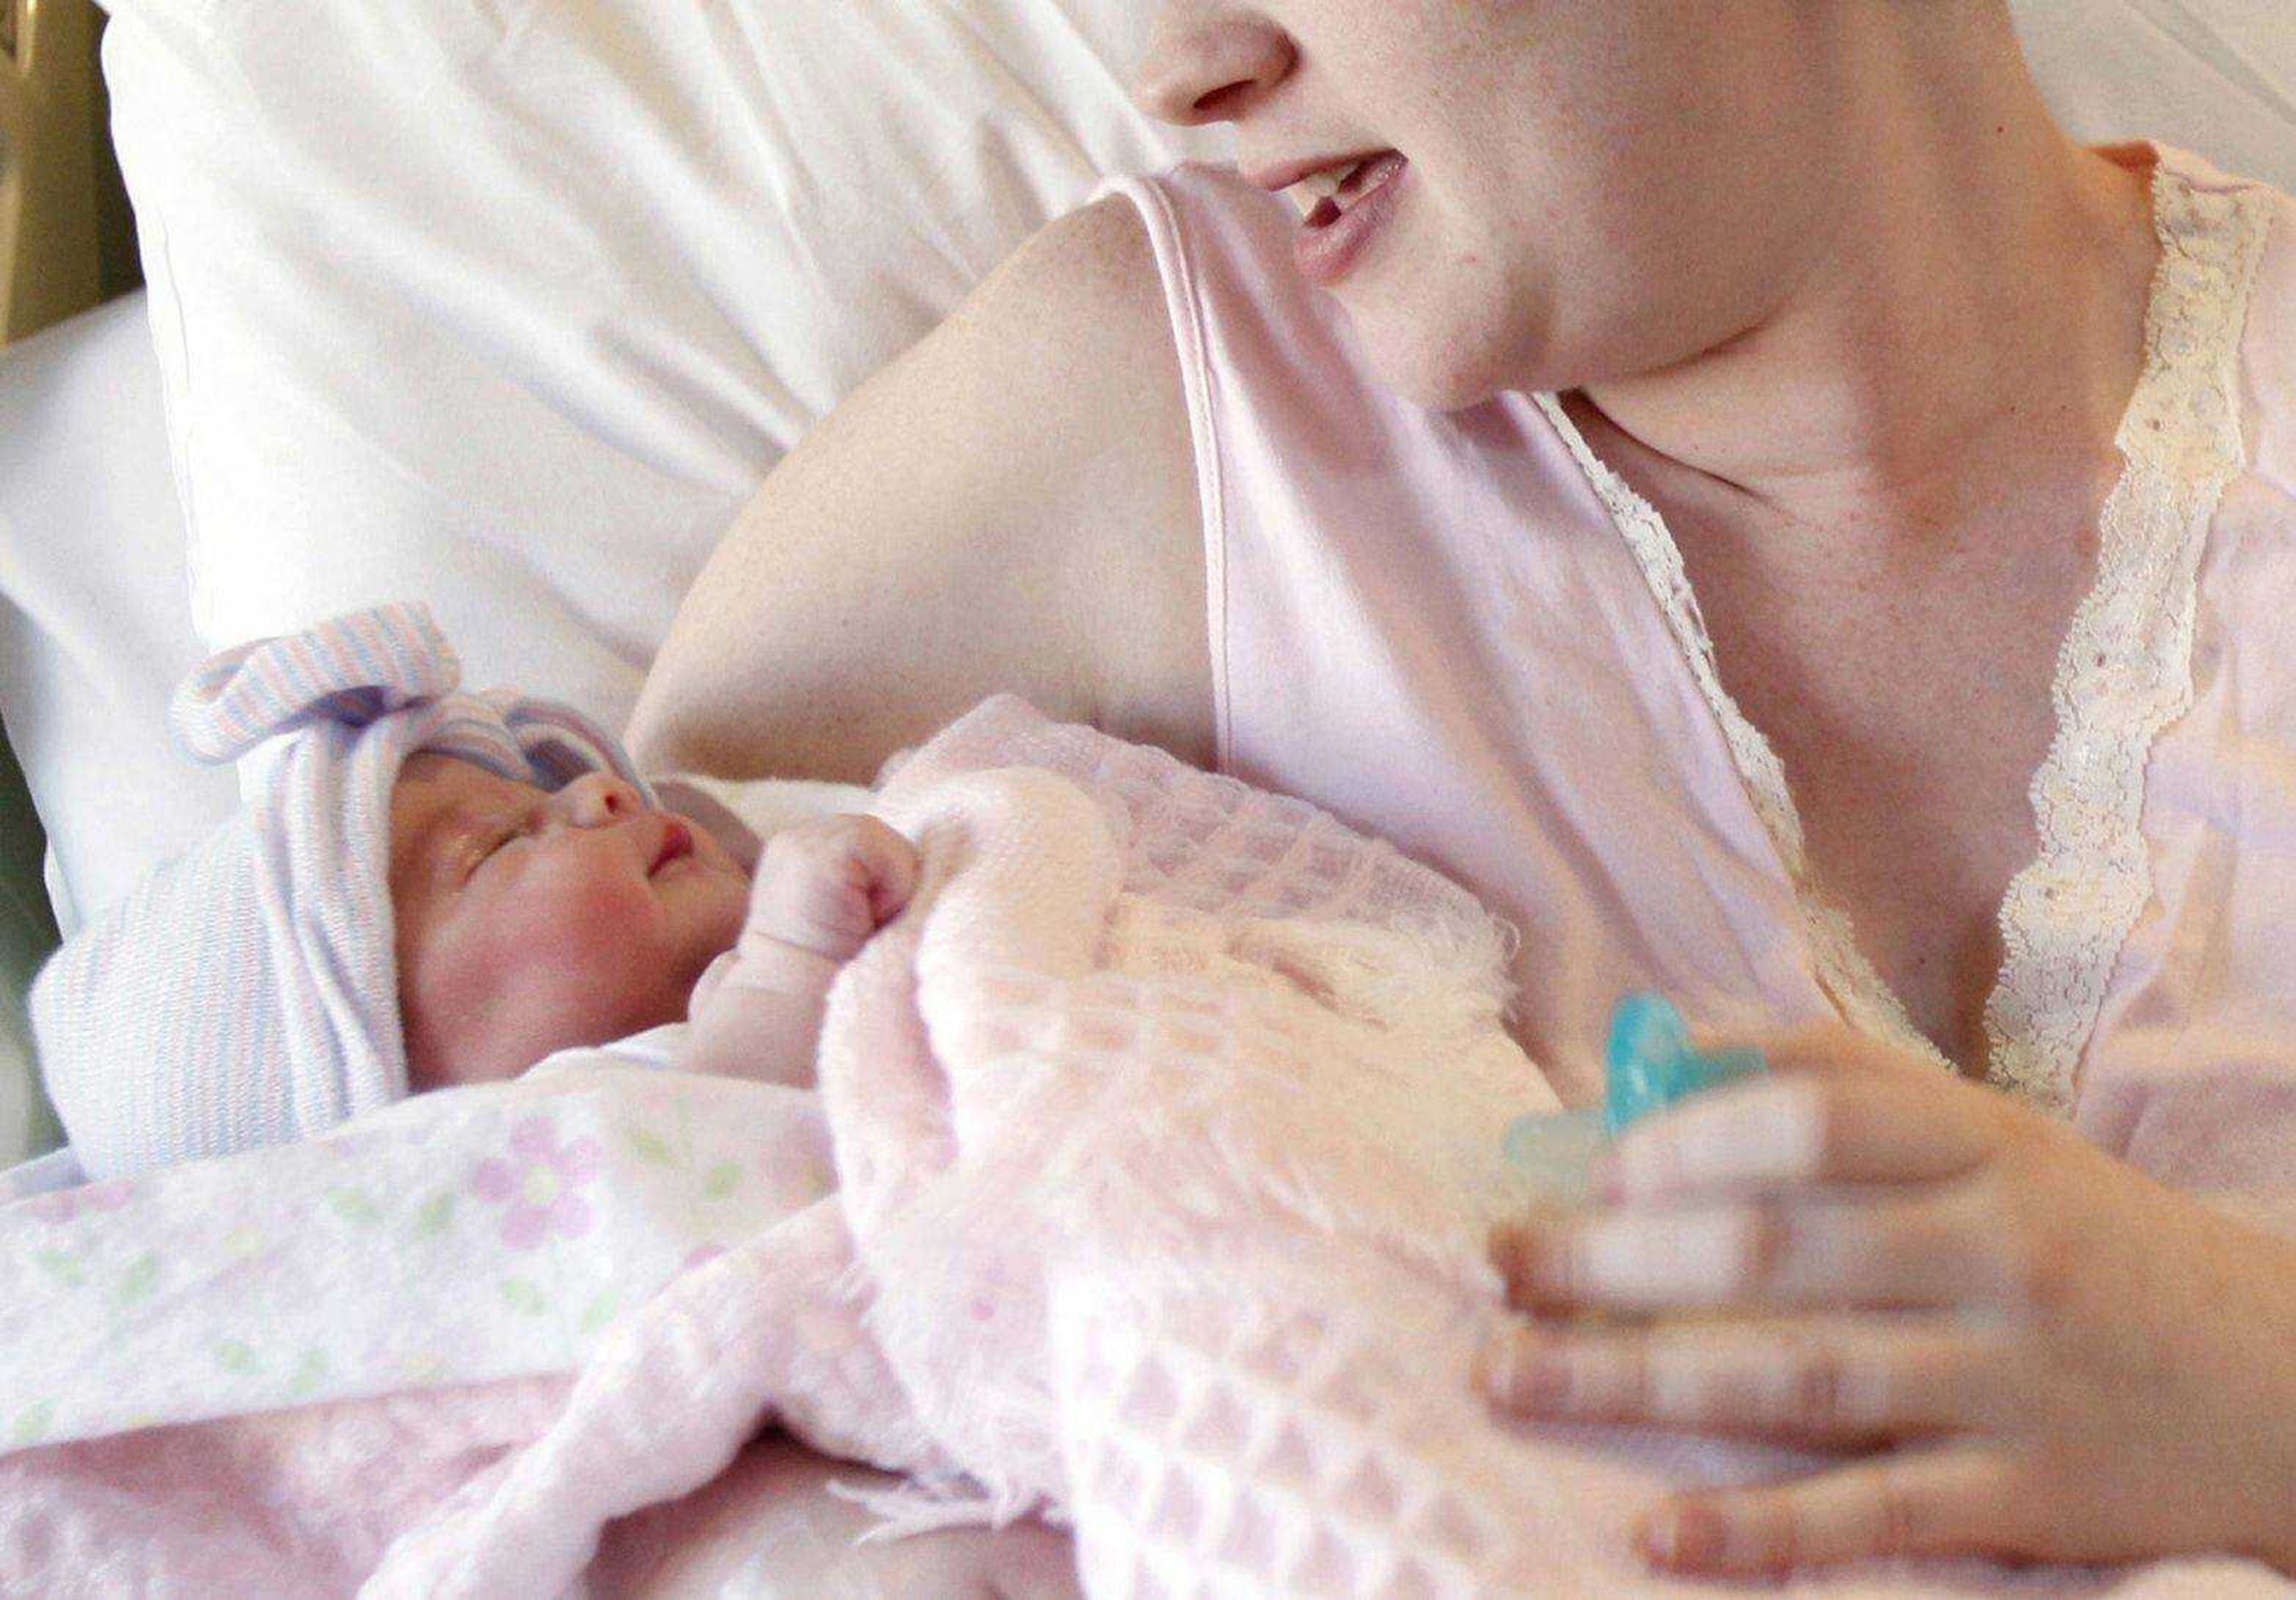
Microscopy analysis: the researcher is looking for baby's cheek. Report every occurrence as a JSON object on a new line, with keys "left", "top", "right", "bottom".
{"left": 518, "top": 889, "right": 691, "bottom": 1042}
{"left": 536, "top": 872, "right": 671, "bottom": 967}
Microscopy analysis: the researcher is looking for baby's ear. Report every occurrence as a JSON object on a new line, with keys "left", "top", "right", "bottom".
{"left": 651, "top": 775, "right": 763, "bottom": 872}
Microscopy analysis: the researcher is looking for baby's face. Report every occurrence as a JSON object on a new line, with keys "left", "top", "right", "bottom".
{"left": 389, "top": 753, "right": 750, "bottom": 1089}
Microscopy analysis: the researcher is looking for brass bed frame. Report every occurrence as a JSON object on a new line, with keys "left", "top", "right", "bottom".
{"left": 1, "top": 0, "right": 120, "bottom": 344}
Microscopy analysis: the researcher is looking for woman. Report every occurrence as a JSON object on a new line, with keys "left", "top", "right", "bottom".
{"left": 625, "top": 0, "right": 2296, "bottom": 1581}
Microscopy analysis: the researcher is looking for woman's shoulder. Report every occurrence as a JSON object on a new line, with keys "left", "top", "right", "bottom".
{"left": 1008, "top": 188, "right": 1222, "bottom": 765}
{"left": 2206, "top": 155, "right": 2296, "bottom": 494}
{"left": 630, "top": 182, "right": 1217, "bottom": 781}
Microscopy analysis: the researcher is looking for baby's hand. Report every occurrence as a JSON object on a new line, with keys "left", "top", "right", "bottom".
{"left": 679, "top": 816, "right": 921, "bottom": 1088}
{"left": 740, "top": 814, "right": 921, "bottom": 972}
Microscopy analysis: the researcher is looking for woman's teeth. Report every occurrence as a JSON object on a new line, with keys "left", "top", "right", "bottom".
{"left": 1290, "top": 157, "right": 1375, "bottom": 219}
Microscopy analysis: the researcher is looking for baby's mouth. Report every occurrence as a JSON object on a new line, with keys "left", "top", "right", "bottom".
{"left": 649, "top": 817, "right": 695, "bottom": 875}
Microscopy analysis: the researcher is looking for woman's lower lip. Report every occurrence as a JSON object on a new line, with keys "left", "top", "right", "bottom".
{"left": 1293, "top": 155, "right": 1409, "bottom": 288}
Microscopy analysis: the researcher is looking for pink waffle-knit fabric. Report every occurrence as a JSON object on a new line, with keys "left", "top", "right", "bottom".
{"left": 355, "top": 695, "right": 2293, "bottom": 1596}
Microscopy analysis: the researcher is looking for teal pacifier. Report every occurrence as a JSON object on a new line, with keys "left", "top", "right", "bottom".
{"left": 1599, "top": 991, "right": 1769, "bottom": 1135}
{"left": 1501, "top": 991, "right": 1767, "bottom": 1202}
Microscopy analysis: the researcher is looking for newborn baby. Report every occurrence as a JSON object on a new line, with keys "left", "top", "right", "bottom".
{"left": 30, "top": 601, "right": 918, "bottom": 1180}
{"left": 390, "top": 749, "right": 918, "bottom": 1092}
{"left": 25, "top": 602, "right": 1077, "bottom": 1589}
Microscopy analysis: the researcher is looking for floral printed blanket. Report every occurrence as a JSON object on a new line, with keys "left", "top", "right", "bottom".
{"left": 0, "top": 1060, "right": 843, "bottom": 1591}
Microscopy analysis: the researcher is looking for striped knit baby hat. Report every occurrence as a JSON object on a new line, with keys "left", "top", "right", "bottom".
{"left": 28, "top": 603, "right": 653, "bottom": 1179}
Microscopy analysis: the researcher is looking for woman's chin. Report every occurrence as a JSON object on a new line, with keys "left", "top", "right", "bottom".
{"left": 1367, "top": 333, "right": 1520, "bottom": 414}
{"left": 1342, "top": 290, "right": 1518, "bottom": 413}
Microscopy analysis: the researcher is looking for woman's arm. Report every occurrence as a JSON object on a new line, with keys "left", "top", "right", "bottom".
{"left": 627, "top": 196, "right": 1214, "bottom": 787}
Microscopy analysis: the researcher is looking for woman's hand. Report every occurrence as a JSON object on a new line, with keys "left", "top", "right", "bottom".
{"left": 1477, "top": 1022, "right": 2296, "bottom": 1578}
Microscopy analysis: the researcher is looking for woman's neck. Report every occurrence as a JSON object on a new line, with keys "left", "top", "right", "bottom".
{"left": 1577, "top": 10, "right": 2161, "bottom": 543}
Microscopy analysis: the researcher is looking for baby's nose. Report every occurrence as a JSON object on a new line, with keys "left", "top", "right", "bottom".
{"left": 560, "top": 773, "right": 643, "bottom": 829}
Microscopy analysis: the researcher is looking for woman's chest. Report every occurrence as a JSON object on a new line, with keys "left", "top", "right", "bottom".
{"left": 1669, "top": 513, "right": 2100, "bottom": 1073}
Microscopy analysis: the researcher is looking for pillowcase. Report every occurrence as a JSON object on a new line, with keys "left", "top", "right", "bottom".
{"left": 0, "top": 291, "right": 240, "bottom": 939}
{"left": 2013, "top": 1, "right": 2296, "bottom": 194}
{"left": 0, "top": 291, "right": 240, "bottom": 1165}
{"left": 97, "top": 0, "right": 1235, "bottom": 736}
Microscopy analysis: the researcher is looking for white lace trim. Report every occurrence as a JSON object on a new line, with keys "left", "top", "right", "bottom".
{"left": 1533, "top": 155, "right": 2271, "bottom": 1114}
{"left": 1532, "top": 389, "right": 1949, "bottom": 1076}
{"left": 1983, "top": 171, "right": 2270, "bottom": 1114}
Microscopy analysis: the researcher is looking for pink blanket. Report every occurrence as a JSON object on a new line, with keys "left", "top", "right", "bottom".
{"left": 6, "top": 695, "right": 2290, "bottom": 1595}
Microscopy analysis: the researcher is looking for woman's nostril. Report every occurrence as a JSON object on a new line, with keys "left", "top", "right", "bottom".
{"left": 1193, "top": 82, "right": 1251, "bottom": 118}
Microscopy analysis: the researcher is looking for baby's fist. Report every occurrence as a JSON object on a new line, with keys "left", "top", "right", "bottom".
{"left": 679, "top": 816, "right": 920, "bottom": 1086}
{"left": 743, "top": 814, "right": 921, "bottom": 967}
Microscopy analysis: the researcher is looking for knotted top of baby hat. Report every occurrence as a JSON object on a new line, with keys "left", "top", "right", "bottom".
{"left": 29, "top": 602, "right": 654, "bottom": 1180}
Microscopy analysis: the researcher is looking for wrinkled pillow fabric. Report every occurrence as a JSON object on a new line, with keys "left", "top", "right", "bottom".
{"left": 99, "top": 0, "right": 1232, "bottom": 726}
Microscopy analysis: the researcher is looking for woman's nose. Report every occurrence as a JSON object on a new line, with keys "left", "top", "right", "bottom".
{"left": 1133, "top": 4, "right": 1296, "bottom": 127}
{"left": 558, "top": 773, "right": 643, "bottom": 829}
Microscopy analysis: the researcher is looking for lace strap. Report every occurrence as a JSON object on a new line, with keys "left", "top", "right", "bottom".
{"left": 1984, "top": 169, "right": 2273, "bottom": 1114}
{"left": 1532, "top": 153, "right": 2275, "bottom": 1114}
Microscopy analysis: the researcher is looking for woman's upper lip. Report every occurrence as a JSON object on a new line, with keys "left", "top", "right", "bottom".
{"left": 1244, "top": 148, "right": 1398, "bottom": 194}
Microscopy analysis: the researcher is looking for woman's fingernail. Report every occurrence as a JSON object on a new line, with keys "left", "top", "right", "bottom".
{"left": 1476, "top": 1334, "right": 1568, "bottom": 1410}
{"left": 1491, "top": 1220, "right": 1566, "bottom": 1297}
{"left": 1642, "top": 1501, "right": 1727, "bottom": 1570}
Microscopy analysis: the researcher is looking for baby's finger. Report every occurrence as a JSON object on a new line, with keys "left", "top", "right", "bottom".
{"left": 842, "top": 817, "right": 920, "bottom": 924}
{"left": 750, "top": 817, "right": 918, "bottom": 953}
{"left": 749, "top": 828, "right": 877, "bottom": 954}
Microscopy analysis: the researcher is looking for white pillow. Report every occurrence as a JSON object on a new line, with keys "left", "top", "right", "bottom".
{"left": 0, "top": 292, "right": 239, "bottom": 1166}
{"left": 0, "top": 291, "right": 239, "bottom": 939}
{"left": 99, "top": 0, "right": 1234, "bottom": 732}
{"left": 2012, "top": 1, "right": 2296, "bottom": 195}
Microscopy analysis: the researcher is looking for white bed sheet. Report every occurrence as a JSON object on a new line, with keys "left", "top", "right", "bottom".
{"left": 0, "top": 291, "right": 234, "bottom": 1167}
{"left": 2015, "top": 1, "right": 2296, "bottom": 194}
{"left": 0, "top": 290, "right": 236, "bottom": 941}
